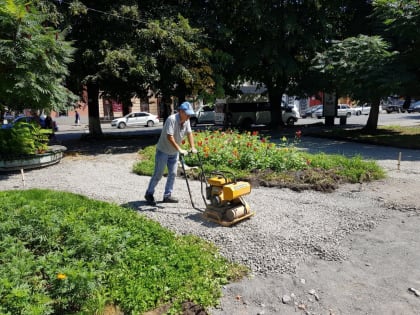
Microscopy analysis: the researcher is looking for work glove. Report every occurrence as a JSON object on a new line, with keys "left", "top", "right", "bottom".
{"left": 190, "top": 148, "right": 198, "bottom": 154}
{"left": 179, "top": 149, "right": 188, "bottom": 156}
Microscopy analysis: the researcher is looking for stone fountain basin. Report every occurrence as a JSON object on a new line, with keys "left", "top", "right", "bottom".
{"left": 0, "top": 145, "right": 67, "bottom": 172}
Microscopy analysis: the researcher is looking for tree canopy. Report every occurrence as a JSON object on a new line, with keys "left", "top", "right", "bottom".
{"left": 184, "top": 0, "right": 359, "bottom": 127}
{"left": 0, "top": 0, "right": 77, "bottom": 112}
{"left": 313, "top": 35, "right": 399, "bottom": 130}
{"left": 3, "top": 0, "right": 420, "bottom": 133}
{"left": 138, "top": 14, "right": 214, "bottom": 119}
{"left": 373, "top": 0, "right": 420, "bottom": 98}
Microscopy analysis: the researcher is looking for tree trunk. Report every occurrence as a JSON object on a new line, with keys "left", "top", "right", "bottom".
{"left": 363, "top": 97, "right": 380, "bottom": 132}
{"left": 402, "top": 96, "right": 411, "bottom": 110}
{"left": 267, "top": 86, "right": 285, "bottom": 129}
{"left": 175, "top": 81, "right": 187, "bottom": 105}
{"left": 161, "top": 95, "right": 172, "bottom": 123}
{"left": 122, "top": 96, "right": 132, "bottom": 116}
{"left": 86, "top": 81, "right": 103, "bottom": 136}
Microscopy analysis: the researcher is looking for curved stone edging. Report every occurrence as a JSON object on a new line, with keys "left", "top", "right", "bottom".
{"left": 0, "top": 145, "right": 67, "bottom": 172}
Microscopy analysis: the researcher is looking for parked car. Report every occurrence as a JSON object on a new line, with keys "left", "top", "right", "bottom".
{"left": 3, "top": 112, "right": 14, "bottom": 123}
{"left": 337, "top": 104, "right": 353, "bottom": 117}
{"left": 111, "top": 112, "right": 160, "bottom": 129}
{"left": 214, "top": 101, "right": 300, "bottom": 128}
{"left": 381, "top": 99, "right": 412, "bottom": 113}
{"left": 281, "top": 104, "right": 301, "bottom": 125}
{"left": 301, "top": 105, "right": 323, "bottom": 118}
{"left": 1, "top": 115, "right": 53, "bottom": 130}
{"left": 1, "top": 116, "right": 44, "bottom": 129}
{"left": 407, "top": 101, "right": 420, "bottom": 113}
{"left": 314, "top": 105, "right": 324, "bottom": 119}
{"left": 189, "top": 105, "right": 215, "bottom": 127}
{"left": 382, "top": 103, "right": 404, "bottom": 113}
{"left": 353, "top": 103, "right": 371, "bottom": 116}
{"left": 314, "top": 104, "right": 353, "bottom": 118}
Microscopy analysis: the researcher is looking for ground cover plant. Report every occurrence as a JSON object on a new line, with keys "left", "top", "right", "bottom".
{"left": 134, "top": 129, "right": 385, "bottom": 192}
{"left": 0, "top": 189, "right": 246, "bottom": 315}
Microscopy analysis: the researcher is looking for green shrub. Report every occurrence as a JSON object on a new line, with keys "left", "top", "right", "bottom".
{"left": 0, "top": 122, "right": 51, "bottom": 157}
{"left": 0, "top": 189, "right": 243, "bottom": 314}
{"left": 133, "top": 129, "right": 385, "bottom": 184}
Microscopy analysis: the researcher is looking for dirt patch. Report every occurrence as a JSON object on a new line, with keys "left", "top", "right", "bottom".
{"left": 180, "top": 166, "right": 345, "bottom": 193}
{"left": 245, "top": 168, "right": 343, "bottom": 192}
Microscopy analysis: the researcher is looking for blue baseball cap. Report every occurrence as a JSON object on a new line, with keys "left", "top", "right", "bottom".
{"left": 178, "top": 102, "right": 195, "bottom": 116}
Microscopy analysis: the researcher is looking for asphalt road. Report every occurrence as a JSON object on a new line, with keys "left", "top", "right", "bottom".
{"left": 53, "top": 110, "right": 420, "bottom": 144}
{"left": 298, "top": 110, "right": 420, "bottom": 127}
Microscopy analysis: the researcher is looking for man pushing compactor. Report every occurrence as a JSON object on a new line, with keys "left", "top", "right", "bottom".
{"left": 144, "top": 102, "right": 197, "bottom": 206}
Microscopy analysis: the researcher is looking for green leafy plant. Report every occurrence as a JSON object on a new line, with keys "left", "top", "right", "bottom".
{"left": 0, "top": 189, "right": 244, "bottom": 314}
{"left": 0, "top": 122, "right": 51, "bottom": 157}
{"left": 0, "top": 0, "right": 77, "bottom": 112}
{"left": 133, "top": 129, "right": 385, "bottom": 187}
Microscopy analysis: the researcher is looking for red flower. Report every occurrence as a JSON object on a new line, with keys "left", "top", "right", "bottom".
{"left": 295, "top": 130, "right": 302, "bottom": 138}
{"left": 182, "top": 140, "right": 186, "bottom": 145}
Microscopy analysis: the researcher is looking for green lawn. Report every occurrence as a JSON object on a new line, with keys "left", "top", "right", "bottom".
{"left": 0, "top": 189, "right": 247, "bottom": 315}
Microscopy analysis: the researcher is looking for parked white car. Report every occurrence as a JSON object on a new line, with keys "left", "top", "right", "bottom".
{"left": 189, "top": 105, "right": 215, "bottom": 127}
{"left": 337, "top": 104, "right": 353, "bottom": 117}
{"left": 111, "top": 112, "right": 160, "bottom": 129}
{"left": 314, "top": 104, "right": 355, "bottom": 118}
{"left": 353, "top": 104, "right": 371, "bottom": 115}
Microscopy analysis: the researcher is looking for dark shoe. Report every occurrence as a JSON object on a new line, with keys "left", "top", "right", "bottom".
{"left": 144, "top": 194, "right": 156, "bottom": 206}
{"left": 163, "top": 196, "right": 179, "bottom": 203}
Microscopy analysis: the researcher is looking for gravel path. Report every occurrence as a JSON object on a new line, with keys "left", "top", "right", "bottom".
{"left": 1, "top": 135, "right": 419, "bottom": 315}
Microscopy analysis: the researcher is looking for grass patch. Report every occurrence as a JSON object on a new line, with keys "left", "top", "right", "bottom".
{"left": 308, "top": 125, "right": 420, "bottom": 149}
{"left": 133, "top": 129, "right": 385, "bottom": 192}
{"left": 0, "top": 189, "right": 247, "bottom": 315}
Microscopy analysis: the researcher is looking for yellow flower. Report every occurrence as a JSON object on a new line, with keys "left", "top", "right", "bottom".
{"left": 282, "top": 136, "right": 287, "bottom": 142}
{"left": 57, "top": 273, "right": 67, "bottom": 280}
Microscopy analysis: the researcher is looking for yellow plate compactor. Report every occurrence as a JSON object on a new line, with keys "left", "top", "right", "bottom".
{"left": 180, "top": 154, "right": 255, "bottom": 227}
